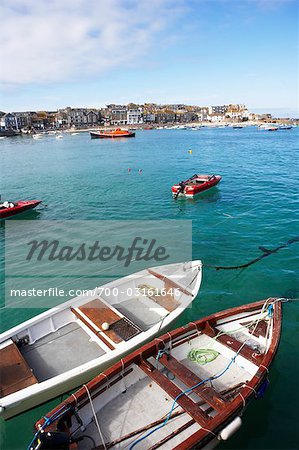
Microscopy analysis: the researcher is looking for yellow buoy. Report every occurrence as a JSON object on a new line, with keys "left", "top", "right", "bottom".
{"left": 188, "top": 149, "right": 193, "bottom": 154}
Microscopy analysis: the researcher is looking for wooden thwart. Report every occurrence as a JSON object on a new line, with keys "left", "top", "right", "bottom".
{"left": 0, "top": 342, "right": 37, "bottom": 397}
{"left": 204, "top": 323, "right": 259, "bottom": 364}
{"left": 79, "top": 299, "right": 123, "bottom": 344}
{"left": 71, "top": 307, "right": 115, "bottom": 350}
{"left": 139, "top": 360, "right": 210, "bottom": 425}
{"left": 158, "top": 354, "right": 227, "bottom": 411}
{"left": 148, "top": 269, "right": 192, "bottom": 297}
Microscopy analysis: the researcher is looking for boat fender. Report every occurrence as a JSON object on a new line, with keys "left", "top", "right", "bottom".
{"left": 218, "top": 416, "right": 242, "bottom": 441}
{"left": 256, "top": 378, "right": 270, "bottom": 399}
{"left": 0, "top": 406, "right": 5, "bottom": 414}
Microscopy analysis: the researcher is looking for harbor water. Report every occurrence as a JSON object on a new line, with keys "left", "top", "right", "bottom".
{"left": 0, "top": 126, "right": 298, "bottom": 449}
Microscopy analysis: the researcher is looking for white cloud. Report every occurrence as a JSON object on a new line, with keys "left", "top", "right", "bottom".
{"left": 0, "top": 0, "right": 183, "bottom": 85}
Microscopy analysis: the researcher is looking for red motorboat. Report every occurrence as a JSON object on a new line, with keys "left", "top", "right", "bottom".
{"left": 0, "top": 200, "right": 41, "bottom": 219}
{"left": 90, "top": 128, "right": 135, "bottom": 139}
{"left": 172, "top": 174, "right": 222, "bottom": 198}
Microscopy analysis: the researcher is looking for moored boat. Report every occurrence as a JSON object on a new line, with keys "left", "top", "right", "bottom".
{"left": 0, "top": 260, "right": 202, "bottom": 419}
{"left": 172, "top": 174, "right": 222, "bottom": 198}
{"left": 0, "top": 129, "right": 21, "bottom": 137}
{"left": 90, "top": 128, "right": 135, "bottom": 139}
{"left": 0, "top": 200, "right": 41, "bottom": 219}
{"left": 278, "top": 125, "right": 292, "bottom": 130}
{"left": 29, "top": 298, "right": 282, "bottom": 450}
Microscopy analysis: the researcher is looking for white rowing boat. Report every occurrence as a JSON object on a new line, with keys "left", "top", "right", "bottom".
{"left": 0, "top": 260, "right": 202, "bottom": 419}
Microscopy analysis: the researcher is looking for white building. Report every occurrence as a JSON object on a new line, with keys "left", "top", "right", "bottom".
{"left": 127, "top": 109, "right": 143, "bottom": 125}
{"left": 209, "top": 113, "right": 225, "bottom": 122}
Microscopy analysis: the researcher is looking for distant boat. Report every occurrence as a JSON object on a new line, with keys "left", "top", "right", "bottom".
{"left": 90, "top": 128, "right": 135, "bottom": 138}
{"left": 0, "top": 129, "right": 21, "bottom": 137}
{"left": 0, "top": 260, "right": 202, "bottom": 419}
{"left": 279, "top": 125, "right": 292, "bottom": 130}
{"left": 71, "top": 132, "right": 79, "bottom": 135}
{"left": 233, "top": 125, "right": 244, "bottom": 129}
{"left": 29, "top": 298, "right": 282, "bottom": 450}
{"left": 56, "top": 134, "right": 63, "bottom": 139}
{"left": 0, "top": 200, "right": 41, "bottom": 219}
{"left": 172, "top": 174, "right": 222, "bottom": 198}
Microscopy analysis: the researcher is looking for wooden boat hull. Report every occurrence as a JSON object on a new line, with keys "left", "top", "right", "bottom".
{"left": 30, "top": 298, "right": 282, "bottom": 450}
{"left": 172, "top": 174, "right": 222, "bottom": 198}
{"left": 90, "top": 130, "right": 135, "bottom": 139}
{"left": 0, "top": 261, "right": 202, "bottom": 419}
{"left": 0, "top": 200, "right": 41, "bottom": 219}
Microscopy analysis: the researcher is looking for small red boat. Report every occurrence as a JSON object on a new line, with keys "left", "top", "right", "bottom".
{"left": 172, "top": 174, "right": 222, "bottom": 198}
{"left": 0, "top": 200, "right": 41, "bottom": 219}
{"left": 90, "top": 128, "right": 135, "bottom": 139}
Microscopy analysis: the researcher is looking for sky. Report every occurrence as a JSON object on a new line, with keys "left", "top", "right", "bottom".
{"left": 0, "top": 0, "right": 298, "bottom": 117}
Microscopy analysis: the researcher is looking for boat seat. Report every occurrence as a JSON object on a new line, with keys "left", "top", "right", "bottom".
{"left": 74, "top": 298, "right": 142, "bottom": 346}
{"left": 0, "top": 339, "right": 38, "bottom": 397}
{"left": 137, "top": 283, "right": 180, "bottom": 312}
{"left": 112, "top": 297, "right": 167, "bottom": 331}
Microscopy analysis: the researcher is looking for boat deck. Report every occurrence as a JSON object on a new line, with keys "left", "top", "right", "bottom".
{"left": 76, "top": 332, "right": 252, "bottom": 449}
{"left": 79, "top": 375, "right": 202, "bottom": 450}
{"left": 20, "top": 322, "right": 105, "bottom": 382}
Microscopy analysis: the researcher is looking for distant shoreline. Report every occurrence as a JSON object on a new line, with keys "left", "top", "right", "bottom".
{"left": 62, "top": 120, "right": 296, "bottom": 133}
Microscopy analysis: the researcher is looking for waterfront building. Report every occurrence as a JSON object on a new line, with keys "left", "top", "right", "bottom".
{"left": 127, "top": 108, "right": 143, "bottom": 125}
{"left": 209, "top": 105, "right": 228, "bottom": 115}
{"left": 196, "top": 107, "right": 210, "bottom": 121}
{"left": 209, "top": 113, "right": 225, "bottom": 122}
{"left": 59, "top": 108, "right": 101, "bottom": 128}
{"left": 106, "top": 105, "right": 128, "bottom": 125}
{"left": 0, "top": 113, "right": 18, "bottom": 130}
{"left": 142, "top": 112, "right": 156, "bottom": 123}
{"left": 12, "top": 112, "right": 33, "bottom": 129}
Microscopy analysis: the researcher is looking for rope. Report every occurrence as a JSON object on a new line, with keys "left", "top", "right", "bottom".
{"left": 26, "top": 404, "right": 72, "bottom": 450}
{"left": 71, "top": 393, "right": 78, "bottom": 406}
{"left": 187, "top": 348, "right": 220, "bottom": 365}
{"left": 83, "top": 384, "right": 107, "bottom": 450}
{"left": 204, "top": 236, "right": 298, "bottom": 270}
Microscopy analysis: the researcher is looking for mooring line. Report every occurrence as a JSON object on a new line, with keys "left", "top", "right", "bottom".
{"left": 204, "top": 236, "right": 299, "bottom": 270}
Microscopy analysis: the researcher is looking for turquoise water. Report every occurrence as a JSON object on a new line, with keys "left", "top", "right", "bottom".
{"left": 0, "top": 127, "right": 298, "bottom": 449}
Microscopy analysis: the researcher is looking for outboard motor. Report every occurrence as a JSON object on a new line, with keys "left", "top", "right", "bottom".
{"left": 37, "top": 431, "right": 70, "bottom": 449}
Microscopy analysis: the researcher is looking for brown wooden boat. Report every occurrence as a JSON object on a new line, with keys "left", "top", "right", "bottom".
{"left": 30, "top": 298, "right": 282, "bottom": 450}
